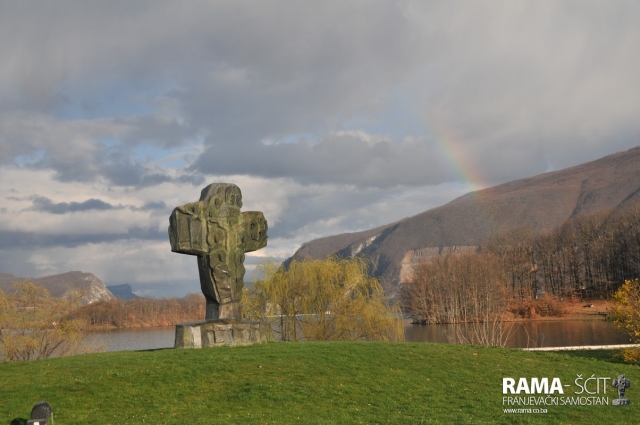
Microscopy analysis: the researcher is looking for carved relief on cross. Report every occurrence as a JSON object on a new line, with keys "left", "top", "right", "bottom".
{"left": 168, "top": 183, "right": 268, "bottom": 320}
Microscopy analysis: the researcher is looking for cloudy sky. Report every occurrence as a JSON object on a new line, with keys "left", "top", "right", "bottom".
{"left": 1, "top": 1, "right": 639, "bottom": 297}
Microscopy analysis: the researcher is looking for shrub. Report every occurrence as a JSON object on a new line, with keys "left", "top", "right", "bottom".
{"left": 244, "top": 257, "right": 404, "bottom": 342}
{"left": 609, "top": 279, "right": 640, "bottom": 361}
{"left": 0, "top": 280, "right": 91, "bottom": 362}
{"left": 509, "top": 295, "right": 566, "bottom": 319}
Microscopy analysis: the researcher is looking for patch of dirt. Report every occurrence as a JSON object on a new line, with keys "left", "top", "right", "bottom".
{"left": 507, "top": 298, "right": 612, "bottom": 322}
{"left": 558, "top": 298, "right": 612, "bottom": 320}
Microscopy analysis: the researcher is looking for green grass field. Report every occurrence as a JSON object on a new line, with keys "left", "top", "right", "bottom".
{"left": 1, "top": 342, "right": 639, "bottom": 424}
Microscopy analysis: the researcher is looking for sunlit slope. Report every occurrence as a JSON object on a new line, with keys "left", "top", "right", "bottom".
{"left": 0, "top": 271, "right": 114, "bottom": 303}
{"left": 289, "top": 147, "right": 640, "bottom": 286}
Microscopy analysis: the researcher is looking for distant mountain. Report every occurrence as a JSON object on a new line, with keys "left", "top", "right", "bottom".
{"left": 107, "top": 284, "right": 141, "bottom": 300}
{"left": 0, "top": 271, "right": 115, "bottom": 304}
{"left": 288, "top": 147, "right": 640, "bottom": 290}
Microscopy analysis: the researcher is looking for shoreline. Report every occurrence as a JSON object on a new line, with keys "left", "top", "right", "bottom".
{"left": 86, "top": 299, "right": 615, "bottom": 330}
{"left": 508, "top": 298, "right": 612, "bottom": 322}
{"left": 409, "top": 298, "right": 614, "bottom": 325}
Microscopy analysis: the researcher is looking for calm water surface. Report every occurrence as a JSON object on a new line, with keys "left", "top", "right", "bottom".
{"left": 404, "top": 319, "right": 630, "bottom": 347}
{"left": 87, "top": 320, "right": 630, "bottom": 352}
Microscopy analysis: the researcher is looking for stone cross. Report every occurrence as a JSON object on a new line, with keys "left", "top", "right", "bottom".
{"left": 168, "top": 183, "right": 268, "bottom": 320}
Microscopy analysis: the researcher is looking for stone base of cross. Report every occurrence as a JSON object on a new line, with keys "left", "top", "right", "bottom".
{"left": 174, "top": 319, "right": 271, "bottom": 348}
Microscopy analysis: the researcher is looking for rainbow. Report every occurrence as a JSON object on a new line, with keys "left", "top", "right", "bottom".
{"left": 430, "top": 119, "right": 487, "bottom": 195}
{"left": 428, "top": 119, "right": 499, "bottom": 239}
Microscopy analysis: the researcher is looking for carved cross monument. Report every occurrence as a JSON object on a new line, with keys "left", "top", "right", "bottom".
{"left": 168, "top": 183, "right": 268, "bottom": 321}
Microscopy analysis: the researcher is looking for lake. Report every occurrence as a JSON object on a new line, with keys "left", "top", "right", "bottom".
{"left": 404, "top": 319, "right": 630, "bottom": 348}
{"left": 85, "top": 319, "right": 630, "bottom": 352}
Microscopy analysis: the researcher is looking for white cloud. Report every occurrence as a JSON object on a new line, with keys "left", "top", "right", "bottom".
{"left": 1, "top": 1, "right": 639, "bottom": 295}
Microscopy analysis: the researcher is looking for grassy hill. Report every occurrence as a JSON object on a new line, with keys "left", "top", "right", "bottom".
{"left": 1, "top": 342, "right": 638, "bottom": 424}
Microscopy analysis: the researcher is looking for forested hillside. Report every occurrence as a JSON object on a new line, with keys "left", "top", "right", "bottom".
{"left": 289, "top": 147, "right": 640, "bottom": 291}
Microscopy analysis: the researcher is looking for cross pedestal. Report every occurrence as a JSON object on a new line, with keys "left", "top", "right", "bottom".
{"left": 174, "top": 319, "right": 271, "bottom": 348}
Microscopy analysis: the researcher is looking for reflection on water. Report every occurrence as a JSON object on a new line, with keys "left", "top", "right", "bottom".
{"left": 404, "top": 319, "right": 630, "bottom": 348}
{"left": 85, "top": 320, "right": 630, "bottom": 352}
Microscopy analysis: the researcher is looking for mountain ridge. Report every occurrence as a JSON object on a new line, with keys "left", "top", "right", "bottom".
{"left": 0, "top": 271, "right": 115, "bottom": 304}
{"left": 288, "top": 147, "right": 640, "bottom": 288}
{"left": 107, "top": 284, "right": 141, "bottom": 300}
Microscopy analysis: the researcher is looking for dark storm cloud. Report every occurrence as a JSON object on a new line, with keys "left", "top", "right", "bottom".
{"left": 177, "top": 1, "right": 639, "bottom": 187}
{"left": 135, "top": 201, "right": 168, "bottom": 211}
{"left": 2, "top": 2, "right": 640, "bottom": 188}
{"left": 192, "top": 133, "right": 454, "bottom": 188}
{"left": 176, "top": 173, "right": 206, "bottom": 186}
{"left": 2, "top": 1, "right": 640, "bottom": 296}
{"left": 0, "top": 227, "right": 166, "bottom": 250}
{"left": 267, "top": 187, "right": 397, "bottom": 239}
{"left": 0, "top": 2, "right": 431, "bottom": 187}
{"left": 18, "top": 136, "right": 204, "bottom": 187}
{"left": 30, "top": 196, "right": 120, "bottom": 214}
{"left": 98, "top": 160, "right": 203, "bottom": 188}
{"left": 0, "top": 112, "right": 199, "bottom": 187}
{"left": 116, "top": 115, "right": 196, "bottom": 149}
{"left": 28, "top": 197, "right": 173, "bottom": 214}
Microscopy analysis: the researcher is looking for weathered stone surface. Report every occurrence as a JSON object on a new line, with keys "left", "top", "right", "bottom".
{"left": 169, "top": 183, "right": 272, "bottom": 347}
{"left": 174, "top": 319, "right": 271, "bottom": 348}
{"left": 169, "top": 183, "right": 267, "bottom": 320}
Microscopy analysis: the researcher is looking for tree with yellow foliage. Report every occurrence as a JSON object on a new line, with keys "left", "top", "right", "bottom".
{"left": 610, "top": 279, "right": 640, "bottom": 361}
{"left": 243, "top": 257, "right": 404, "bottom": 342}
{"left": 0, "top": 280, "right": 91, "bottom": 362}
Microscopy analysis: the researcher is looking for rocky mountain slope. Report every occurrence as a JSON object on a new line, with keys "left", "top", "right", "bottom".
{"left": 107, "top": 284, "right": 141, "bottom": 300}
{"left": 288, "top": 147, "right": 640, "bottom": 288}
{"left": 0, "top": 271, "right": 115, "bottom": 304}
